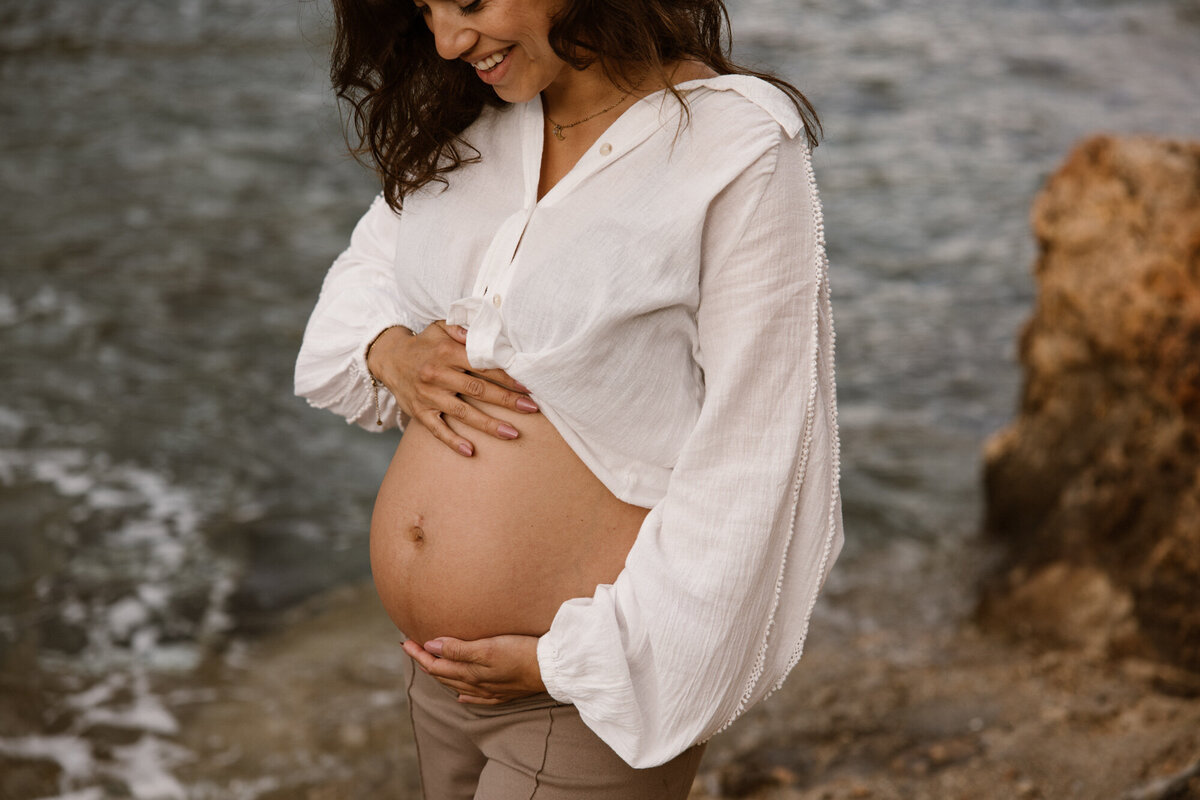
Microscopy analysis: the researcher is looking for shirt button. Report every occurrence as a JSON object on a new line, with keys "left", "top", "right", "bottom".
{"left": 599, "top": 143, "right": 612, "bottom": 156}
{"left": 492, "top": 294, "right": 502, "bottom": 308}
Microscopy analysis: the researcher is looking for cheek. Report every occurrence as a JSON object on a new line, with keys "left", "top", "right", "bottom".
{"left": 518, "top": 35, "right": 562, "bottom": 76}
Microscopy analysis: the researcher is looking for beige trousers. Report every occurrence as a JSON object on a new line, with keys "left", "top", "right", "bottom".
{"left": 403, "top": 658, "right": 706, "bottom": 799}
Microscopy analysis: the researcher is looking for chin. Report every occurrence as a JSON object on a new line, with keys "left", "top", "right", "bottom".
{"left": 493, "top": 83, "right": 540, "bottom": 105}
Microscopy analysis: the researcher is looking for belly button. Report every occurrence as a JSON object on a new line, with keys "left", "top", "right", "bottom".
{"left": 408, "top": 513, "right": 426, "bottom": 543}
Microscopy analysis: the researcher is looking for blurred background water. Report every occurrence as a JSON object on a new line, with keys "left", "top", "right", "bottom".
{"left": 0, "top": 0, "right": 1197, "bottom": 795}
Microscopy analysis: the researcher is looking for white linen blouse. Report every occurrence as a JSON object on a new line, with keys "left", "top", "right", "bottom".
{"left": 295, "top": 74, "right": 843, "bottom": 768}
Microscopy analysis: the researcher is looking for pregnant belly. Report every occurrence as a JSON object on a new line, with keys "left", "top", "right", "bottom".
{"left": 369, "top": 401, "right": 648, "bottom": 646}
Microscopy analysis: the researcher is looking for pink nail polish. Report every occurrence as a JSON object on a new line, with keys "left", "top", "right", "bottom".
{"left": 425, "top": 640, "right": 444, "bottom": 656}
{"left": 513, "top": 381, "right": 531, "bottom": 393}
{"left": 515, "top": 397, "right": 539, "bottom": 412}
{"left": 497, "top": 423, "right": 519, "bottom": 440}
{"left": 457, "top": 442, "right": 473, "bottom": 456}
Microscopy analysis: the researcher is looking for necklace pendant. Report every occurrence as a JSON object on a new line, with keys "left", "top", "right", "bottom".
{"left": 552, "top": 124, "right": 565, "bottom": 141}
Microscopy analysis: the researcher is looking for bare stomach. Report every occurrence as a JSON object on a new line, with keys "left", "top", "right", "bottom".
{"left": 369, "top": 400, "right": 648, "bottom": 646}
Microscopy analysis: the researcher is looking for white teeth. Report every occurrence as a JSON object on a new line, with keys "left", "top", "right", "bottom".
{"left": 473, "top": 48, "right": 509, "bottom": 71}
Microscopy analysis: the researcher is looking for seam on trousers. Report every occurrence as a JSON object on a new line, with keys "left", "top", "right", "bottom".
{"left": 527, "top": 705, "right": 555, "bottom": 799}
{"left": 405, "top": 662, "right": 428, "bottom": 800}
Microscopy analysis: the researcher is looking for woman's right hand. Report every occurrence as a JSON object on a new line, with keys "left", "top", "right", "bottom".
{"left": 366, "top": 322, "right": 539, "bottom": 456}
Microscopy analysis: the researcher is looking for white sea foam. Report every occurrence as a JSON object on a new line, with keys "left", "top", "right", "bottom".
{"left": 138, "top": 584, "right": 170, "bottom": 611}
{"left": 8, "top": 672, "right": 191, "bottom": 798}
{"left": 106, "top": 736, "right": 191, "bottom": 800}
{"left": 0, "top": 446, "right": 231, "bottom": 796}
{"left": 66, "top": 674, "right": 125, "bottom": 711}
{"left": 108, "top": 597, "right": 150, "bottom": 641}
{"left": 0, "top": 735, "right": 94, "bottom": 778}
{"left": 33, "top": 789, "right": 105, "bottom": 800}
{"left": 81, "top": 673, "right": 179, "bottom": 736}
{"left": 0, "top": 446, "right": 236, "bottom": 671}
{"left": 83, "top": 701, "right": 179, "bottom": 738}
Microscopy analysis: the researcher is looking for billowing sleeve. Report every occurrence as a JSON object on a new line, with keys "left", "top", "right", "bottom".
{"left": 294, "top": 193, "right": 424, "bottom": 430}
{"left": 536, "top": 130, "right": 843, "bottom": 768}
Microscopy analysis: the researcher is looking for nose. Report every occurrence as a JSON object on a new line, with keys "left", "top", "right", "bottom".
{"left": 426, "top": 5, "right": 477, "bottom": 61}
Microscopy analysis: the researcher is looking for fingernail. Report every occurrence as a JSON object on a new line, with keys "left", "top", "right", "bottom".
{"left": 515, "top": 397, "right": 539, "bottom": 413}
{"left": 497, "top": 423, "right": 519, "bottom": 440}
{"left": 457, "top": 442, "right": 473, "bottom": 457}
{"left": 513, "top": 381, "right": 531, "bottom": 393}
{"left": 424, "top": 640, "right": 444, "bottom": 656}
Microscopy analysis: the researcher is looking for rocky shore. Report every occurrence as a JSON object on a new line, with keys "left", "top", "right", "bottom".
{"left": 981, "top": 135, "right": 1200, "bottom": 675}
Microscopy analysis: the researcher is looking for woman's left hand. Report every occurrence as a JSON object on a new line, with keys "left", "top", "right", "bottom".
{"left": 402, "top": 635, "right": 546, "bottom": 705}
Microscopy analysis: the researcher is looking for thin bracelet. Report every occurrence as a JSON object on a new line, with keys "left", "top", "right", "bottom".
{"left": 371, "top": 376, "right": 383, "bottom": 427}
{"left": 364, "top": 327, "right": 401, "bottom": 427}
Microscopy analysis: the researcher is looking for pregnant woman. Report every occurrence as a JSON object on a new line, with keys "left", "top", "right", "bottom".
{"left": 295, "top": 0, "right": 843, "bottom": 796}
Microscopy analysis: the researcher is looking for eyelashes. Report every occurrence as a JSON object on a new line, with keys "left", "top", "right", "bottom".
{"left": 413, "top": 0, "right": 482, "bottom": 17}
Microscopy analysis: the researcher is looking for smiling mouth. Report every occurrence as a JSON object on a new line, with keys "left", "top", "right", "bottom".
{"left": 471, "top": 46, "right": 512, "bottom": 72}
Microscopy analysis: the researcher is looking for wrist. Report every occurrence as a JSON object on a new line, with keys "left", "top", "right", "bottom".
{"left": 524, "top": 636, "right": 546, "bottom": 693}
{"left": 364, "top": 326, "right": 411, "bottom": 428}
{"left": 365, "top": 325, "right": 412, "bottom": 382}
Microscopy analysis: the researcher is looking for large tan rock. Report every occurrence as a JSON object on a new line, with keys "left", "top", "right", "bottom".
{"left": 982, "top": 135, "right": 1200, "bottom": 671}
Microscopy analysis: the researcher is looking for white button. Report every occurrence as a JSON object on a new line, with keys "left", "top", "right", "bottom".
{"left": 492, "top": 294, "right": 502, "bottom": 308}
{"left": 599, "top": 143, "right": 612, "bottom": 156}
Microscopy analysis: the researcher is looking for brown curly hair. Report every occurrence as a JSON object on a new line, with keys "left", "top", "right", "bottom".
{"left": 331, "top": 0, "right": 821, "bottom": 210}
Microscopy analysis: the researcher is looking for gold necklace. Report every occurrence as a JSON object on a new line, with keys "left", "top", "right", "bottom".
{"left": 545, "top": 93, "right": 629, "bottom": 141}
